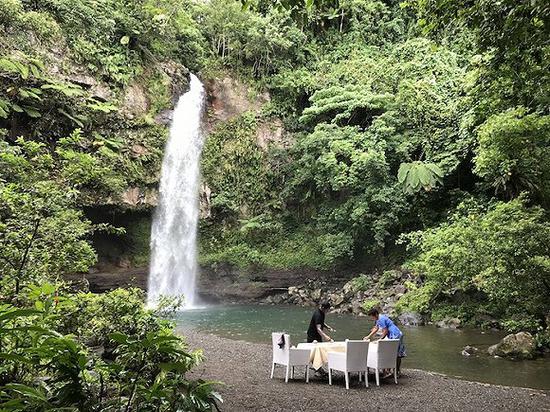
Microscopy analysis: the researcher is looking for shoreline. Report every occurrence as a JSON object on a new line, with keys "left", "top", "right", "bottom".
{"left": 182, "top": 328, "right": 549, "bottom": 412}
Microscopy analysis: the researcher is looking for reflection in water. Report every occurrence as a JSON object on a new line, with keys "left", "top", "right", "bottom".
{"left": 175, "top": 305, "right": 550, "bottom": 390}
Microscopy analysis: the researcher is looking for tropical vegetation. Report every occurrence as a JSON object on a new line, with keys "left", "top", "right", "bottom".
{"left": 0, "top": 0, "right": 549, "bottom": 407}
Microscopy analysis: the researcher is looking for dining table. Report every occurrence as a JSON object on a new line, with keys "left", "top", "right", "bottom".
{"left": 297, "top": 341, "right": 347, "bottom": 370}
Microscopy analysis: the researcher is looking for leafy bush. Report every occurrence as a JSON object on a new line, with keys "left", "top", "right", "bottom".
{"left": 474, "top": 108, "right": 550, "bottom": 202}
{"left": 0, "top": 285, "right": 221, "bottom": 411}
{"left": 378, "top": 270, "right": 401, "bottom": 288}
{"left": 400, "top": 197, "right": 550, "bottom": 331}
{"left": 348, "top": 274, "right": 370, "bottom": 292}
{"left": 199, "top": 226, "right": 335, "bottom": 270}
{"left": 398, "top": 161, "right": 443, "bottom": 195}
{"left": 287, "top": 123, "right": 406, "bottom": 258}
{"left": 362, "top": 299, "right": 381, "bottom": 313}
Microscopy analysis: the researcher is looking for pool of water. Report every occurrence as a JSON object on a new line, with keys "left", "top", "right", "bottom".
{"left": 174, "top": 304, "right": 550, "bottom": 390}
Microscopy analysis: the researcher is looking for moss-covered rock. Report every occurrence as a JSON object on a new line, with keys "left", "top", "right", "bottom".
{"left": 488, "top": 332, "right": 537, "bottom": 359}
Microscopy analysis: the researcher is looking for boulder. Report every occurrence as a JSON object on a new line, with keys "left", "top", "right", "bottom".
{"left": 351, "top": 301, "right": 364, "bottom": 316}
{"left": 487, "top": 332, "right": 536, "bottom": 359}
{"left": 461, "top": 345, "right": 478, "bottom": 357}
{"left": 311, "top": 288, "right": 322, "bottom": 301}
{"left": 394, "top": 284, "right": 406, "bottom": 295}
{"left": 90, "top": 84, "right": 112, "bottom": 102}
{"left": 398, "top": 312, "right": 424, "bottom": 327}
{"left": 342, "top": 281, "right": 355, "bottom": 295}
{"left": 130, "top": 144, "right": 148, "bottom": 158}
{"left": 271, "top": 294, "right": 285, "bottom": 305}
{"left": 435, "top": 317, "right": 462, "bottom": 329}
{"left": 331, "top": 293, "right": 344, "bottom": 307}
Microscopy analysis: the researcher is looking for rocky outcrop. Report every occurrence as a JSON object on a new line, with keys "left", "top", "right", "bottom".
{"left": 159, "top": 61, "right": 189, "bottom": 104}
{"left": 399, "top": 312, "right": 425, "bottom": 326}
{"left": 262, "top": 269, "right": 418, "bottom": 318}
{"left": 198, "top": 264, "right": 350, "bottom": 303}
{"left": 488, "top": 332, "right": 537, "bottom": 359}
{"left": 120, "top": 187, "right": 159, "bottom": 209}
{"left": 63, "top": 73, "right": 112, "bottom": 101}
{"left": 122, "top": 83, "right": 150, "bottom": 119}
{"left": 205, "top": 76, "right": 269, "bottom": 126}
{"left": 256, "top": 118, "right": 290, "bottom": 149}
{"left": 199, "top": 183, "right": 212, "bottom": 218}
{"left": 435, "top": 317, "right": 462, "bottom": 329}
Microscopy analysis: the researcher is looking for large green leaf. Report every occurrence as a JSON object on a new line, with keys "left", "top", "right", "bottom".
{"left": 0, "top": 309, "right": 40, "bottom": 323}
{"left": 398, "top": 161, "right": 443, "bottom": 194}
{"left": 3, "top": 383, "right": 47, "bottom": 401}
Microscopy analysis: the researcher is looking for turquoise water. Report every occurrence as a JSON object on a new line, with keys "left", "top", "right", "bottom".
{"left": 175, "top": 304, "right": 550, "bottom": 390}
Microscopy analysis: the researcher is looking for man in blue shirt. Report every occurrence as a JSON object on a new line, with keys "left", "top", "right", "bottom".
{"left": 363, "top": 308, "right": 406, "bottom": 376}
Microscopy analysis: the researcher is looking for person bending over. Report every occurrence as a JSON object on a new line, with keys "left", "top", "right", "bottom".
{"left": 307, "top": 301, "right": 334, "bottom": 343}
{"left": 363, "top": 308, "right": 406, "bottom": 377}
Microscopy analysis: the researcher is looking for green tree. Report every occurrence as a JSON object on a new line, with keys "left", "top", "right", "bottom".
{"left": 0, "top": 135, "right": 124, "bottom": 297}
{"left": 474, "top": 108, "right": 550, "bottom": 203}
{"left": 400, "top": 197, "right": 550, "bottom": 330}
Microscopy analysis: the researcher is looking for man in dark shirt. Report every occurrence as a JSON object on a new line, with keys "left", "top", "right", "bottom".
{"left": 307, "top": 302, "right": 334, "bottom": 343}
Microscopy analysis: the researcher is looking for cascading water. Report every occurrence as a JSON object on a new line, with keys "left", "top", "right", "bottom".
{"left": 147, "top": 74, "right": 205, "bottom": 308}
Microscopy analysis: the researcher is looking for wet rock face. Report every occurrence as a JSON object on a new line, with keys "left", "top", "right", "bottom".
{"left": 198, "top": 266, "right": 349, "bottom": 303}
{"left": 155, "top": 109, "right": 173, "bottom": 125}
{"left": 120, "top": 187, "right": 159, "bottom": 209}
{"left": 205, "top": 76, "right": 269, "bottom": 125}
{"left": 199, "top": 183, "right": 212, "bottom": 219}
{"left": 122, "top": 83, "right": 150, "bottom": 119}
{"left": 488, "top": 332, "right": 537, "bottom": 359}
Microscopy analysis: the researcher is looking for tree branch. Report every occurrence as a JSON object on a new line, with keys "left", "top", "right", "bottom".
{"left": 15, "top": 218, "right": 41, "bottom": 295}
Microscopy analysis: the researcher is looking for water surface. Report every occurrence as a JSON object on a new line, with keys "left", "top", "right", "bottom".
{"left": 175, "top": 304, "right": 550, "bottom": 390}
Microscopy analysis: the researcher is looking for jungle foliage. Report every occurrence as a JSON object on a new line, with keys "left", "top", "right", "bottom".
{"left": 1, "top": 1, "right": 220, "bottom": 409}
{"left": 1, "top": 2, "right": 549, "bottom": 400}
{"left": 198, "top": 0, "right": 549, "bottom": 332}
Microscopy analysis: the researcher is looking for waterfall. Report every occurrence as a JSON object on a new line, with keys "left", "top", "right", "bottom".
{"left": 147, "top": 74, "right": 205, "bottom": 308}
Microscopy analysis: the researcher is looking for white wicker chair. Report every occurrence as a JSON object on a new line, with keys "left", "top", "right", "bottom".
{"left": 327, "top": 339, "right": 369, "bottom": 389}
{"left": 366, "top": 338, "right": 400, "bottom": 386}
{"left": 270, "top": 332, "right": 311, "bottom": 383}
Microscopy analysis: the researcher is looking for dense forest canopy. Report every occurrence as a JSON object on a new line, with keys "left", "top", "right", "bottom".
{"left": 0, "top": 0, "right": 549, "bottom": 408}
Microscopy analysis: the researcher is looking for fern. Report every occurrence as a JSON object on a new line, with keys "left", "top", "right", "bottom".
{"left": 42, "top": 82, "right": 84, "bottom": 97}
{"left": 398, "top": 161, "right": 443, "bottom": 194}
{"left": 0, "top": 57, "right": 43, "bottom": 79}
